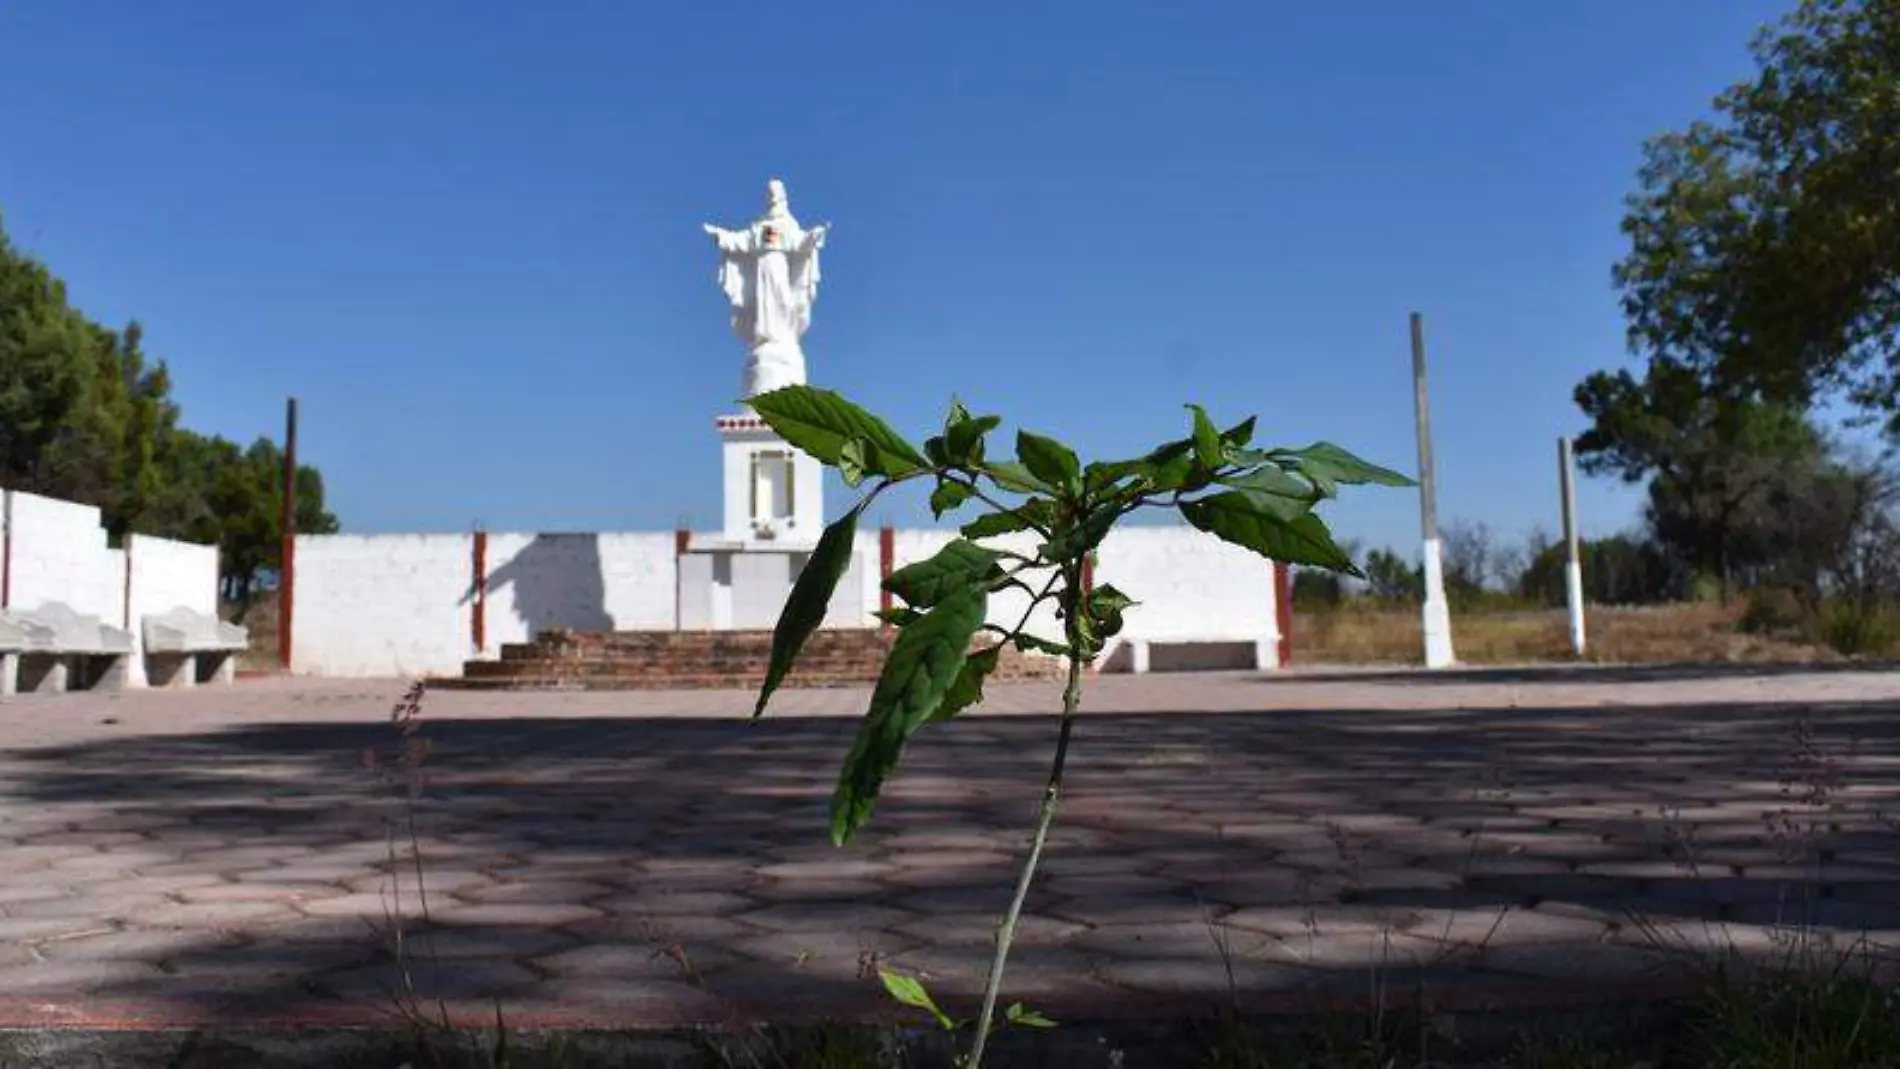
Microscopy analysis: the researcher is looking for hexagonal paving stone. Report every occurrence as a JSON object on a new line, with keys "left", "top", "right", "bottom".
{"left": 750, "top": 878, "right": 891, "bottom": 903}
{"left": 131, "top": 900, "right": 302, "bottom": 930}
{"left": 398, "top": 924, "right": 579, "bottom": 961}
{"left": 1223, "top": 905, "right": 1422, "bottom": 940}
{"left": 890, "top": 911, "right": 1084, "bottom": 949}
{"left": 731, "top": 902, "right": 917, "bottom": 934}
{"left": 0, "top": 916, "right": 125, "bottom": 942}
{"left": 0, "top": 959, "right": 165, "bottom": 996}
{"left": 344, "top": 868, "right": 497, "bottom": 897}
{"left": 1070, "top": 921, "right": 1274, "bottom": 959}
{"left": 1097, "top": 954, "right": 1315, "bottom": 996}
{"left": 1, "top": 891, "right": 172, "bottom": 921}
{"left": 727, "top": 926, "right": 918, "bottom": 968}
{"left": 1411, "top": 905, "right": 1618, "bottom": 949}
{"left": 1263, "top": 930, "right": 1452, "bottom": 970}
{"left": 36, "top": 927, "right": 244, "bottom": 964}
{"left": 756, "top": 858, "right": 894, "bottom": 881}
{"left": 426, "top": 902, "right": 605, "bottom": 928}
{"left": 600, "top": 889, "right": 759, "bottom": 919}
{"left": 314, "top": 959, "right": 541, "bottom": 1001}
{"left": 459, "top": 880, "right": 615, "bottom": 906}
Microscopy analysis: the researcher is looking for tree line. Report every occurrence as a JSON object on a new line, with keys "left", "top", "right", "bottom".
{"left": 1303, "top": 0, "right": 1900, "bottom": 648}
{"left": 0, "top": 214, "right": 337, "bottom": 605}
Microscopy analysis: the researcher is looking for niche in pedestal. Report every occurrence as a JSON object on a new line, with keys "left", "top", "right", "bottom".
{"left": 716, "top": 413, "right": 823, "bottom": 546}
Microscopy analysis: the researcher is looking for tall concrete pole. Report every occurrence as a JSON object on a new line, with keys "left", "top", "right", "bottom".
{"left": 1559, "top": 436, "right": 1586, "bottom": 656}
{"left": 1411, "top": 313, "right": 1455, "bottom": 668}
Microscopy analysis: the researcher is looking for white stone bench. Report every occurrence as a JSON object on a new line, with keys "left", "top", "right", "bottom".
{"left": 0, "top": 602, "right": 134, "bottom": 694}
{"left": 142, "top": 607, "right": 248, "bottom": 687}
{"left": 0, "top": 615, "right": 52, "bottom": 697}
{"left": 1105, "top": 636, "right": 1280, "bottom": 674}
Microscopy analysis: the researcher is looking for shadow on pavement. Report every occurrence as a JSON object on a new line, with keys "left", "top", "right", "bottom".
{"left": 1, "top": 694, "right": 1897, "bottom": 1026}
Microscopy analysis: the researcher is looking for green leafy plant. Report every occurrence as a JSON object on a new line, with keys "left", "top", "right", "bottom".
{"left": 748, "top": 386, "right": 1410, "bottom": 1068}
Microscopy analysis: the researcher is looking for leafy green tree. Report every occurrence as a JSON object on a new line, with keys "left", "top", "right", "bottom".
{"left": 1361, "top": 546, "right": 1422, "bottom": 602}
{"left": 1615, "top": 0, "right": 1900, "bottom": 429}
{"left": 1518, "top": 535, "right": 1679, "bottom": 607}
{"left": 0, "top": 210, "right": 338, "bottom": 603}
{"left": 1575, "top": 359, "right": 1836, "bottom": 598}
{"left": 746, "top": 386, "right": 1409, "bottom": 1068}
{"left": 1291, "top": 567, "right": 1343, "bottom": 608}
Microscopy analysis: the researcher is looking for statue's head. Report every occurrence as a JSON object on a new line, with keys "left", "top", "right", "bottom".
{"left": 764, "top": 178, "right": 789, "bottom": 218}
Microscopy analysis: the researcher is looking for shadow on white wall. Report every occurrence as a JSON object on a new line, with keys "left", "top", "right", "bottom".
{"left": 474, "top": 534, "right": 614, "bottom": 637}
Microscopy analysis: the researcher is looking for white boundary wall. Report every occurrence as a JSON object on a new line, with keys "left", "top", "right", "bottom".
{"left": 2, "top": 489, "right": 221, "bottom": 688}
{"left": 291, "top": 526, "right": 1284, "bottom": 679}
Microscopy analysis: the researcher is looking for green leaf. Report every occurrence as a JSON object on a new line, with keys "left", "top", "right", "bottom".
{"left": 1220, "top": 416, "right": 1257, "bottom": 449}
{"left": 873, "top": 606, "right": 922, "bottom": 627}
{"left": 1215, "top": 467, "right": 1319, "bottom": 519}
{"left": 961, "top": 498, "right": 1055, "bottom": 539}
{"left": 1188, "top": 404, "right": 1223, "bottom": 468}
{"left": 1013, "top": 633, "right": 1072, "bottom": 658}
{"left": 832, "top": 588, "right": 989, "bottom": 844}
{"left": 839, "top": 437, "right": 870, "bottom": 487}
{"left": 923, "top": 435, "right": 950, "bottom": 467}
{"left": 755, "top": 504, "right": 864, "bottom": 717}
{"left": 1015, "top": 430, "right": 1081, "bottom": 491}
{"left": 1086, "top": 582, "right": 1136, "bottom": 641}
{"left": 1005, "top": 1003, "right": 1057, "bottom": 1029}
{"left": 748, "top": 386, "right": 929, "bottom": 476}
{"left": 885, "top": 539, "right": 1000, "bottom": 608}
{"left": 983, "top": 461, "right": 1052, "bottom": 495}
{"left": 1041, "top": 503, "right": 1121, "bottom": 563}
{"left": 1179, "top": 492, "right": 1363, "bottom": 577}
{"left": 1090, "top": 438, "right": 1198, "bottom": 494}
{"left": 878, "top": 969, "right": 954, "bottom": 1031}
{"left": 944, "top": 401, "right": 1001, "bottom": 466}
{"left": 1272, "top": 442, "right": 1415, "bottom": 494}
{"left": 929, "top": 479, "right": 974, "bottom": 518}
{"left": 927, "top": 644, "right": 999, "bottom": 724}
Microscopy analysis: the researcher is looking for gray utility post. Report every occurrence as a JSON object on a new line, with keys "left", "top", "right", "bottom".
{"left": 1411, "top": 313, "right": 1455, "bottom": 668}
{"left": 1558, "top": 436, "right": 1586, "bottom": 656}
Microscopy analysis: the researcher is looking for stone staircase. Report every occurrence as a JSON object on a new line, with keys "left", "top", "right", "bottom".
{"left": 431, "top": 628, "right": 1065, "bottom": 691}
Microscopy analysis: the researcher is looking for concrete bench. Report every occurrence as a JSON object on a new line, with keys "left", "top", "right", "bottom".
{"left": 0, "top": 615, "right": 52, "bottom": 697}
{"left": 0, "top": 602, "right": 134, "bottom": 694}
{"left": 1104, "top": 636, "right": 1279, "bottom": 674}
{"left": 142, "top": 607, "right": 248, "bottom": 687}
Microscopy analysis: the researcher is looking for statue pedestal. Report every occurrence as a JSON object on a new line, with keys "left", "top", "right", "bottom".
{"left": 685, "top": 413, "right": 850, "bottom": 631}
{"left": 715, "top": 413, "right": 824, "bottom": 545}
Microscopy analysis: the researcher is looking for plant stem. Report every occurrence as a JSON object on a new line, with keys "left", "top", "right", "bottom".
{"left": 965, "top": 623, "right": 1085, "bottom": 1068}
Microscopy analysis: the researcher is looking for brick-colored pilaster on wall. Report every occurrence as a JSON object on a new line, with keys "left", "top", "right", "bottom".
{"left": 278, "top": 541, "right": 295, "bottom": 670}
{"left": 674, "top": 529, "right": 691, "bottom": 631}
{"left": 471, "top": 530, "right": 488, "bottom": 653}
{"left": 1273, "top": 560, "right": 1293, "bottom": 668}
{"left": 878, "top": 527, "right": 895, "bottom": 625}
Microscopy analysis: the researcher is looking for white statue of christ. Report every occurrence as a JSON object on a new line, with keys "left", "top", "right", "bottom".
{"left": 703, "top": 178, "right": 830, "bottom": 400}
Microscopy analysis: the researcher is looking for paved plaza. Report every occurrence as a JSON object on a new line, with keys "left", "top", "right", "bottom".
{"left": 0, "top": 665, "right": 1896, "bottom": 1030}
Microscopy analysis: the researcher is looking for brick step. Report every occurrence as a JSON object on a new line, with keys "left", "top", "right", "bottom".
{"left": 462, "top": 660, "right": 883, "bottom": 680}
{"left": 436, "top": 629, "right": 1065, "bottom": 692}
{"left": 429, "top": 674, "right": 874, "bottom": 692}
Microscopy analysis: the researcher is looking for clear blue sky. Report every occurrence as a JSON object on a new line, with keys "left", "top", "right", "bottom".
{"left": 0, "top": 1, "right": 1791, "bottom": 553}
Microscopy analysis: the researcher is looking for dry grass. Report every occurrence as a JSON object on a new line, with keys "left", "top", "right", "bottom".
{"left": 223, "top": 588, "right": 282, "bottom": 672}
{"left": 1296, "top": 601, "right": 1842, "bottom": 667}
